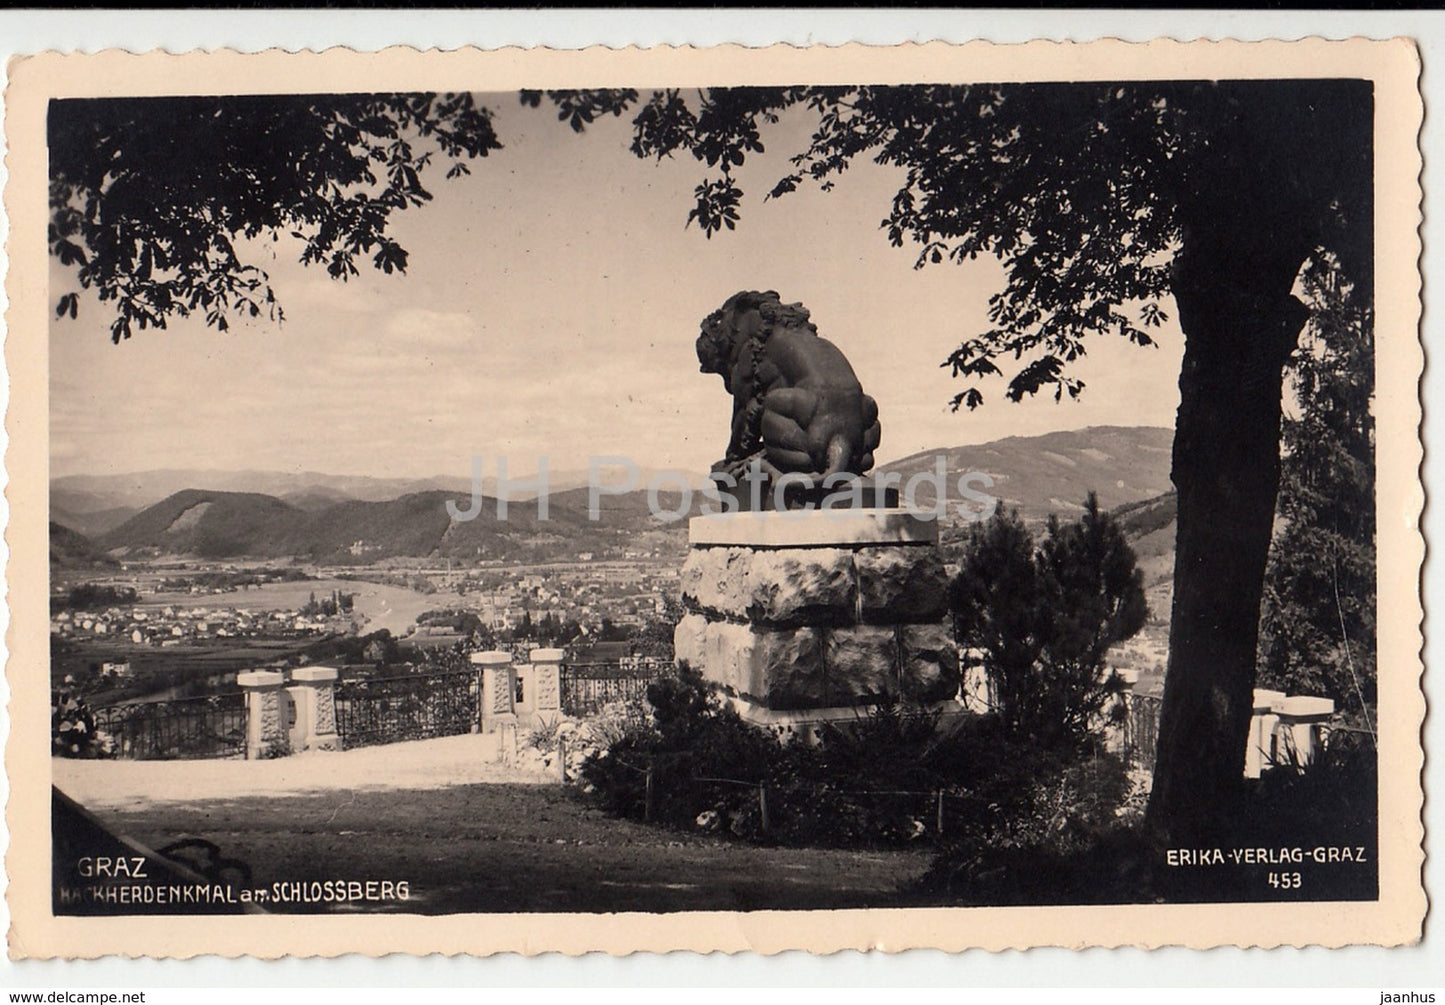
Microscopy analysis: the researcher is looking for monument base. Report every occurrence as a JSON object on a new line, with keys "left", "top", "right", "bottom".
{"left": 707, "top": 472, "right": 901, "bottom": 512}
{"left": 726, "top": 694, "right": 971, "bottom": 744}
{"left": 676, "top": 509, "right": 962, "bottom": 735}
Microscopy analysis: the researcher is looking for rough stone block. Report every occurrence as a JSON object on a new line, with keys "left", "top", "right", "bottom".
{"left": 900, "top": 622, "right": 961, "bottom": 703}
{"left": 739, "top": 627, "right": 827, "bottom": 710}
{"left": 683, "top": 545, "right": 859, "bottom": 626}
{"left": 701, "top": 620, "right": 760, "bottom": 696}
{"left": 673, "top": 612, "right": 711, "bottom": 672}
{"left": 824, "top": 624, "right": 900, "bottom": 706}
{"left": 689, "top": 510, "right": 938, "bottom": 547}
{"left": 856, "top": 546, "right": 949, "bottom": 623}
{"left": 745, "top": 548, "right": 857, "bottom": 627}
{"left": 680, "top": 547, "right": 754, "bottom": 616}
{"left": 683, "top": 615, "right": 829, "bottom": 711}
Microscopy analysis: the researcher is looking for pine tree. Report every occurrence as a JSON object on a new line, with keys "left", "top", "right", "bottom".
{"left": 952, "top": 496, "right": 1148, "bottom": 748}
{"left": 950, "top": 508, "right": 1044, "bottom": 738}
{"left": 1258, "top": 254, "right": 1376, "bottom": 717}
{"left": 1035, "top": 494, "right": 1150, "bottom": 743}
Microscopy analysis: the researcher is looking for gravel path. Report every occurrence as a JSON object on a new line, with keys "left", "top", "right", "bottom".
{"left": 53, "top": 733, "right": 553, "bottom": 810}
{"left": 55, "top": 737, "right": 935, "bottom": 913}
{"left": 88, "top": 783, "right": 934, "bottom": 914}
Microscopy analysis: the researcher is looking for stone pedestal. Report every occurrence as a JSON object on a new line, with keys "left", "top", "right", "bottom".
{"left": 676, "top": 510, "right": 961, "bottom": 739}
{"left": 287, "top": 665, "right": 340, "bottom": 752}
{"left": 709, "top": 473, "right": 901, "bottom": 513}
{"left": 1275, "top": 695, "right": 1334, "bottom": 768}
{"left": 237, "top": 669, "right": 287, "bottom": 760}
{"left": 471, "top": 650, "right": 516, "bottom": 733}
{"left": 1246, "top": 688, "right": 1287, "bottom": 778}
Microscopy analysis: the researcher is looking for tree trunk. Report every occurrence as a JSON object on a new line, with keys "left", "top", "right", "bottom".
{"left": 1145, "top": 225, "right": 1311, "bottom": 841}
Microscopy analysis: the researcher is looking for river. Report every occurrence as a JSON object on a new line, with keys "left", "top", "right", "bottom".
{"left": 141, "top": 578, "right": 439, "bottom": 637}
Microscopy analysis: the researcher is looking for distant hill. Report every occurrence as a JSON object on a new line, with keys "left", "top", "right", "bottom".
{"left": 52, "top": 470, "right": 476, "bottom": 513}
{"left": 879, "top": 425, "right": 1174, "bottom": 523}
{"left": 49, "top": 522, "right": 119, "bottom": 569}
{"left": 278, "top": 486, "right": 358, "bottom": 511}
{"left": 1110, "top": 490, "right": 1177, "bottom": 589}
{"left": 97, "top": 486, "right": 693, "bottom": 564}
{"left": 74, "top": 426, "right": 1180, "bottom": 565}
{"left": 50, "top": 503, "right": 140, "bottom": 538}
{"left": 51, "top": 465, "right": 682, "bottom": 517}
{"left": 99, "top": 488, "right": 302, "bottom": 559}
{"left": 52, "top": 486, "right": 132, "bottom": 516}
{"left": 1112, "top": 490, "right": 1178, "bottom": 556}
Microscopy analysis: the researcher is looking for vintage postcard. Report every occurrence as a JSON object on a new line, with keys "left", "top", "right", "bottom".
{"left": 4, "top": 38, "right": 1424, "bottom": 958}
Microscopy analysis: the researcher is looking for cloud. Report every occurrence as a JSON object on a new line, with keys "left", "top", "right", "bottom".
{"left": 383, "top": 308, "right": 482, "bottom": 349}
{"left": 283, "top": 271, "right": 398, "bottom": 316}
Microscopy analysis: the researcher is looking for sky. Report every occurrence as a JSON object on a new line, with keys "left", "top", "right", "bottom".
{"left": 49, "top": 93, "right": 1185, "bottom": 482}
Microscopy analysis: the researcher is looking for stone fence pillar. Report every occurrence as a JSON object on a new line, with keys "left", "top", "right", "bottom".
{"left": 1275, "top": 695, "right": 1335, "bottom": 769}
{"left": 1245, "top": 689, "right": 1287, "bottom": 779}
{"left": 959, "top": 651, "right": 995, "bottom": 715}
{"left": 529, "top": 648, "right": 565, "bottom": 723}
{"left": 1109, "top": 668, "right": 1139, "bottom": 755}
{"left": 287, "top": 666, "right": 340, "bottom": 752}
{"left": 237, "top": 669, "right": 286, "bottom": 760}
{"left": 471, "top": 650, "right": 516, "bottom": 732}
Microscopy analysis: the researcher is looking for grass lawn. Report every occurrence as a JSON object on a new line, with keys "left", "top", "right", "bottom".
{"left": 92, "top": 783, "right": 936, "bottom": 914}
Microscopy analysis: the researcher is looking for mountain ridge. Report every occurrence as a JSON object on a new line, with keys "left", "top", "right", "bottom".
{"left": 59, "top": 426, "right": 1178, "bottom": 564}
{"left": 93, "top": 486, "right": 687, "bottom": 564}
{"left": 51, "top": 465, "right": 687, "bottom": 515}
{"left": 879, "top": 425, "right": 1174, "bottom": 519}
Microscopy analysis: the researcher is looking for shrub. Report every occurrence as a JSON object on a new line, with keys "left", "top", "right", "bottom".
{"left": 917, "top": 726, "right": 1379, "bottom": 906}
{"left": 259, "top": 736, "right": 293, "bottom": 759}
{"left": 582, "top": 698, "right": 652, "bottom": 749}
{"left": 51, "top": 682, "right": 113, "bottom": 758}
{"left": 918, "top": 741, "right": 1135, "bottom": 901}
{"left": 579, "top": 666, "right": 780, "bottom": 829}
{"left": 1233, "top": 728, "right": 1377, "bottom": 856}
{"left": 580, "top": 668, "right": 1133, "bottom": 853}
{"left": 524, "top": 716, "right": 564, "bottom": 752}
{"left": 549, "top": 700, "right": 655, "bottom": 782}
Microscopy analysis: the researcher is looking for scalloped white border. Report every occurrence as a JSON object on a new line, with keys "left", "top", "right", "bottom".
{"left": 1, "top": 37, "right": 1425, "bottom": 961}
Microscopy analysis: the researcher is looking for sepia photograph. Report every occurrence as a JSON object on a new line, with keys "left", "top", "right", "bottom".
{"left": 3, "top": 37, "right": 1425, "bottom": 957}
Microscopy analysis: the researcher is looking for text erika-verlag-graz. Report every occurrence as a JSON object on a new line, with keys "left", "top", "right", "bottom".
{"left": 1166, "top": 846, "right": 1368, "bottom": 866}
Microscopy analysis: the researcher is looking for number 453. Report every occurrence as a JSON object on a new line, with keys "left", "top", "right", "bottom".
{"left": 1269, "top": 872, "right": 1302, "bottom": 889}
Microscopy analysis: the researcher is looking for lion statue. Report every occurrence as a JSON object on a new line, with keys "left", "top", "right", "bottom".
{"left": 697, "top": 290, "right": 882, "bottom": 494}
